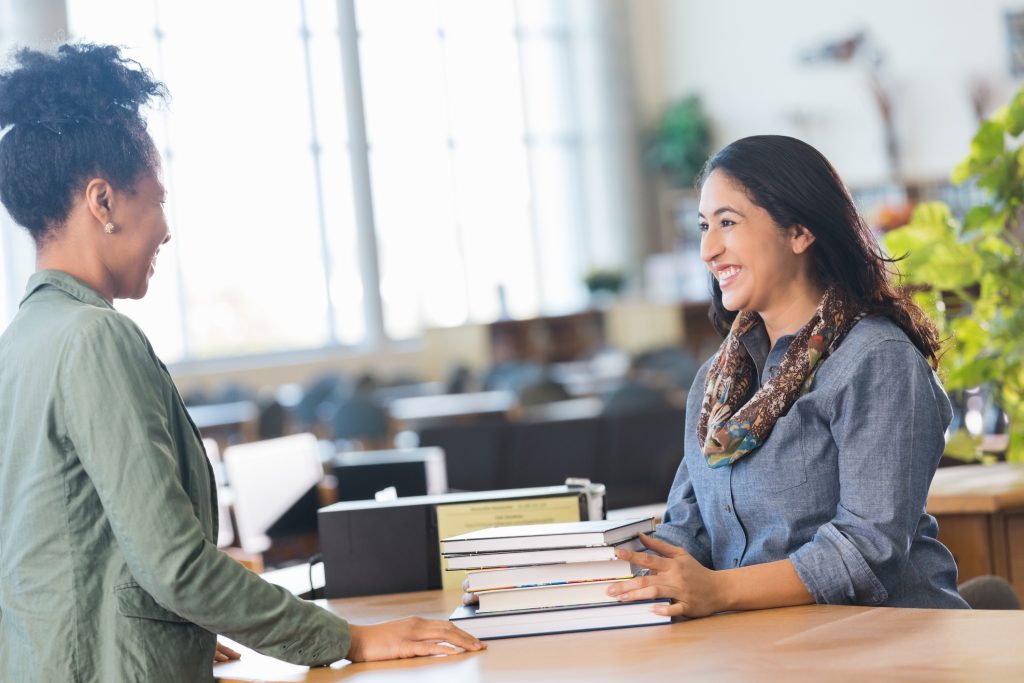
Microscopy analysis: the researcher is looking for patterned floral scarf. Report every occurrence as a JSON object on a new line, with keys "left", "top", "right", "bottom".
{"left": 696, "top": 288, "right": 861, "bottom": 468}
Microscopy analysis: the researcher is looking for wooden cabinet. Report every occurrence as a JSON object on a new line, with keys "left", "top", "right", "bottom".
{"left": 421, "top": 300, "right": 720, "bottom": 382}
{"left": 489, "top": 311, "right": 605, "bottom": 364}
{"left": 927, "top": 464, "right": 1024, "bottom": 601}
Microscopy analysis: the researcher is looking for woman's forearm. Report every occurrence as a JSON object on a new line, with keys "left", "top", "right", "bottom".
{"left": 714, "top": 559, "right": 814, "bottom": 612}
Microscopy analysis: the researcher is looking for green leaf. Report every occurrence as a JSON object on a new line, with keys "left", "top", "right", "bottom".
{"left": 909, "top": 201, "right": 956, "bottom": 228}
{"left": 977, "top": 234, "right": 1014, "bottom": 259}
{"left": 945, "top": 355, "right": 1000, "bottom": 388}
{"left": 908, "top": 243, "right": 982, "bottom": 289}
{"left": 970, "top": 120, "right": 1007, "bottom": 164}
{"left": 883, "top": 225, "right": 939, "bottom": 259}
{"left": 951, "top": 156, "right": 975, "bottom": 185}
{"left": 910, "top": 289, "right": 948, "bottom": 331}
{"left": 989, "top": 103, "right": 1010, "bottom": 128}
{"left": 977, "top": 155, "right": 1019, "bottom": 198}
{"left": 963, "top": 205, "right": 1008, "bottom": 236}
{"left": 974, "top": 272, "right": 1004, "bottom": 321}
{"left": 943, "top": 428, "right": 983, "bottom": 462}
{"left": 950, "top": 317, "right": 989, "bottom": 360}
{"left": 1006, "top": 89, "right": 1024, "bottom": 136}
{"left": 1008, "top": 423, "right": 1024, "bottom": 463}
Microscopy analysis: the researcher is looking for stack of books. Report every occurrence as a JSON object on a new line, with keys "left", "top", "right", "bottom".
{"left": 443, "top": 518, "right": 671, "bottom": 639}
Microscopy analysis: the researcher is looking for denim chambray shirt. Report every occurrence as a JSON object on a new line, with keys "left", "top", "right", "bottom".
{"left": 654, "top": 315, "right": 968, "bottom": 608}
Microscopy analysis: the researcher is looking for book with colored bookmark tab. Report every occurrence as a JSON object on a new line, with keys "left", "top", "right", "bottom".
{"left": 449, "top": 599, "right": 671, "bottom": 640}
{"left": 440, "top": 517, "right": 655, "bottom": 555}
{"left": 476, "top": 579, "right": 633, "bottom": 613}
{"left": 445, "top": 536, "right": 644, "bottom": 571}
{"left": 465, "top": 559, "right": 634, "bottom": 593}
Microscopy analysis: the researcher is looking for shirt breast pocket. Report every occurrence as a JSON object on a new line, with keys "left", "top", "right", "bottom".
{"left": 115, "top": 584, "right": 190, "bottom": 624}
{"left": 755, "top": 413, "right": 808, "bottom": 494}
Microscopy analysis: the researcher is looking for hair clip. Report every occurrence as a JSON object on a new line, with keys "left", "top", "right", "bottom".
{"left": 32, "top": 117, "right": 92, "bottom": 135}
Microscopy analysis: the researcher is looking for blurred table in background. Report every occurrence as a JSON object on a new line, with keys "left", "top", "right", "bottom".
{"left": 389, "top": 391, "right": 517, "bottom": 427}
{"left": 187, "top": 400, "right": 259, "bottom": 446}
{"left": 928, "top": 463, "right": 1024, "bottom": 600}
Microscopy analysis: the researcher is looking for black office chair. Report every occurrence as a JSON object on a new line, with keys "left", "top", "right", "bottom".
{"left": 958, "top": 575, "right": 1021, "bottom": 609}
{"left": 294, "top": 373, "right": 349, "bottom": 431}
{"left": 518, "top": 377, "right": 572, "bottom": 407}
{"left": 601, "top": 381, "right": 671, "bottom": 416}
{"left": 633, "top": 347, "right": 700, "bottom": 392}
{"left": 214, "top": 382, "right": 254, "bottom": 403}
{"left": 257, "top": 398, "right": 288, "bottom": 439}
{"left": 330, "top": 395, "right": 390, "bottom": 446}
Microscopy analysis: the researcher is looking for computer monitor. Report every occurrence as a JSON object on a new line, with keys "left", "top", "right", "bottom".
{"left": 329, "top": 446, "right": 448, "bottom": 502}
{"left": 223, "top": 433, "right": 323, "bottom": 553}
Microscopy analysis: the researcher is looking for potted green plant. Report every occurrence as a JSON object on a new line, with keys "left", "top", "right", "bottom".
{"left": 644, "top": 95, "right": 712, "bottom": 188}
{"left": 583, "top": 268, "right": 626, "bottom": 297}
{"left": 882, "top": 87, "right": 1024, "bottom": 462}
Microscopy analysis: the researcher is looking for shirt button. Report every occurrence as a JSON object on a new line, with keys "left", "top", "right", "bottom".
{"left": 733, "top": 558, "right": 739, "bottom": 567}
{"left": 725, "top": 504, "right": 732, "bottom": 513}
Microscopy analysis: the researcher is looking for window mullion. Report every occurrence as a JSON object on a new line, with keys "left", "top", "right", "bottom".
{"left": 336, "top": 0, "right": 385, "bottom": 348}
{"left": 299, "top": 0, "right": 339, "bottom": 346}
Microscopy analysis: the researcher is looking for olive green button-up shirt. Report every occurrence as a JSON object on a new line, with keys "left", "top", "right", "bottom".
{"left": 0, "top": 270, "right": 351, "bottom": 683}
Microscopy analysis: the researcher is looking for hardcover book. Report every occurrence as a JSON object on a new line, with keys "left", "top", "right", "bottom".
{"left": 441, "top": 518, "right": 655, "bottom": 555}
{"left": 449, "top": 600, "right": 671, "bottom": 639}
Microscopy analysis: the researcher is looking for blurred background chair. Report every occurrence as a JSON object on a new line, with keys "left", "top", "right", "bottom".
{"left": 222, "top": 434, "right": 324, "bottom": 556}
{"left": 330, "top": 394, "right": 391, "bottom": 449}
{"left": 601, "top": 380, "right": 671, "bottom": 416}
{"left": 959, "top": 575, "right": 1021, "bottom": 610}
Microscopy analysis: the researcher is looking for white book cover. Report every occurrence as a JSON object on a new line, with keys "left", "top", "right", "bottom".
{"left": 441, "top": 518, "right": 655, "bottom": 555}
{"left": 450, "top": 599, "right": 671, "bottom": 640}
{"left": 445, "top": 537, "right": 645, "bottom": 571}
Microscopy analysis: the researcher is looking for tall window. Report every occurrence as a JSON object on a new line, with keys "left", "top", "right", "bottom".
{"left": 61, "top": 0, "right": 632, "bottom": 362}
{"left": 0, "top": 233, "right": 8, "bottom": 325}
{"left": 68, "top": 0, "right": 362, "bottom": 361}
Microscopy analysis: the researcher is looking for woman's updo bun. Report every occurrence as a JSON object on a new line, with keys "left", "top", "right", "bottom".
{"left": 0, "top": 43, "right": 167, "bottom": 242}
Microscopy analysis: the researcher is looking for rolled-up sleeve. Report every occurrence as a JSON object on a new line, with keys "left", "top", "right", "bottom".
{"left": 790, "top": 339, "right": 949, "bottom": 605}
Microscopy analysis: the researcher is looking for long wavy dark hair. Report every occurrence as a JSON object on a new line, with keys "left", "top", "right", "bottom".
{"left": 698, "top": 135, "right": 941, "bottom": 368}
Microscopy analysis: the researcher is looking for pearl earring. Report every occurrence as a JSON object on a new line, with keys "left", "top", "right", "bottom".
{"left": 104, "top": 222, "right": 115, "bottom": 234}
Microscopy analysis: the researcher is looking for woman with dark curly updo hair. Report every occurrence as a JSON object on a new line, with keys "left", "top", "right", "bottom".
{"left": 0, "top": 44, "right": 482, "bottom": 683}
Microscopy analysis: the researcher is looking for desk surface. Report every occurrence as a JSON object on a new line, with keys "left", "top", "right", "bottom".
{"left": 215, "top": 589, "right": 1024, "bottom": 683}
{"left": 928, "top": 463, "right": 1024, "bottom": 514}
{"left": 186, "top": 400, "right": 259, "bottom": 431}
{"left": 388, "top": 391, "right": 517, "bottom": 422}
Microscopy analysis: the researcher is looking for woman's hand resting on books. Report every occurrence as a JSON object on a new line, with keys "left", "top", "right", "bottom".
{"left": 606, "top": 534, "right": 724, "bottom": 618}
{"left": 347, "top": 617, "right": 486, "bottom": 661}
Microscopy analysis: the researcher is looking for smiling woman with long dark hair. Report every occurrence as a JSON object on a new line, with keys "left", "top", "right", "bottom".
{"left": 609, "top": 135, "right": 967, "bottom": 615}
{"left": 0, "top": 43, "right": 481, "bottom": 683}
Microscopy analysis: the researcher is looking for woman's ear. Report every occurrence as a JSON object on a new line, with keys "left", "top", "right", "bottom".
{"left": 789, "top": 224, "right": 816, "bottom": 255}
{"left": 84, "top": 177, "right": 114, "bottom": 225}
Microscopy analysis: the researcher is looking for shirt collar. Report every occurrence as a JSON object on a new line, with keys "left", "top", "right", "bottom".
{"left": 20, "top": 269, "right": 114, "bottom": 310}
{"left": 737, "top": 319, "right": 771, "bottom": 370}
{"left": 737, "top": 318, "right": 796, "bottom": 380}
